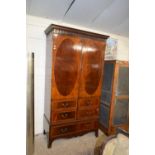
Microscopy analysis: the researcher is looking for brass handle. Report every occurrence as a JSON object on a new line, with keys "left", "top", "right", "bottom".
{"left": 60, "top": 127, "right": 68, "bottom": 133}
{"left": 60, "top": 113, "right": 68, "bottom": 119}
{"left": 86, "top": 100, "right": 92, "bottom": 106}
{"left": 62, "top": 102, "right": 69, "bottom": 107}
{"left": 86, "top": 111, "right": 92, "bottom": 115}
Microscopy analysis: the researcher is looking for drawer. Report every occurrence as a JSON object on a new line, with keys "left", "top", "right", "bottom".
{"left": 78, "top": 98, "right": 99, "bottom": 109}
{"left": 78, "top": 121, "right": 98, "bottom": 131}
{"left": 51, "top": 124, "right": 77, "bottom": 136}
{"left": 52, "top": 111, "right": 76, "bottom": 123}
{"left": 77, "top": 108, "right": 99, "bottom": 120}
{"left": 52, "top": 100, "right": 77, "bottom": 111}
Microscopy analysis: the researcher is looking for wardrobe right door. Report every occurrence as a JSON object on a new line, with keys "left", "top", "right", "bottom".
{"left": 79, "top": 38, "right": 106, "bottom": 98}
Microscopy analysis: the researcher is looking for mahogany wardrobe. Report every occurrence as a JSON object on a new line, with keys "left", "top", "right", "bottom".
{"left": 43, "top": 24, "right": 109, "bottom": 148}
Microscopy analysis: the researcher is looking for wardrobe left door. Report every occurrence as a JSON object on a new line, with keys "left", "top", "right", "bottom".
{"left": 51, "top": 34, "right": 82, "bottom": 100}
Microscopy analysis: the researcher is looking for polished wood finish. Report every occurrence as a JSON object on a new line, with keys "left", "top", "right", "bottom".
{"left": 45, "top": 24, "right": 109, "bottom": 40}
{"left": 52, "top": 111, "right": 76, "bottom": 124}
{"left": 52, "top": 35, "right": 82, "bottom": 100}
{"left": 99, "top": 60, "right": 129, "bottom": 135}
{"left": 77, "top": 108, "right": 99, "bottom": 120}
{"left": 79, "top": 39, "right": 106, "bottom": 98}
{"left": 51, "top": 124, "right": 77, "bottom": 137}
{"left": 79, "top": 121, "right": 98, "bottom": 131}
{"left": 50, "top": 120, "right": 98, "bottom": 138}
{"left": 52, "top": 99, "right": 77, "bottom": 111}
{"left": 44, "top": 24, "right": 108, "bottom": 148}
{"left": 78, "top": 97, "right": 99, "bottom": 109}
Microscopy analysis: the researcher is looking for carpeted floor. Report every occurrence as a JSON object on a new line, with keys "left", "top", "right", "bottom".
{"left": 34, "top": 130, "right": 104, "bottom": 155}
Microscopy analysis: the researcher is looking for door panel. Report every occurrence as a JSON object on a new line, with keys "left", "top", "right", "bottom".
{"left": 99, "top": 103, "right": 110, "bottom": 128}
{"left": 116, "top": 66, "right": 129, "bottom": 96}
{"left": 52, "top": 35, "right": 82, "bottom": 100}
{"left": 79, "top": 38, "right": 106, "bottom": 97}
{"left": 112, "top": 98, "right": 129, "bottom": 125}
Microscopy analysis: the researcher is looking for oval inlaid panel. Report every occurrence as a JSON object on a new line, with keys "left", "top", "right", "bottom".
{"left": 84, "top": 42, "right": 102, "bottom": 94}
{"left": 54, "top": 39, "right": 78, "bottom": 96}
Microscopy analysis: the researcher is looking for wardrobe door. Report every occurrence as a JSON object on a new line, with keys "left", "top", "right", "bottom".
{"left": 52, "top": 34, "right": 82, "bottom": 100}
{"left": 79, "top": 38, "right": 106, "bottom": 98}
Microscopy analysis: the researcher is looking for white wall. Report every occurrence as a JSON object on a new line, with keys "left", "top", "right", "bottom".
{"left": 26, "top": 16, "right": 51, "bottom": 134}
{"left": 26, "top": 15, "right": 129, "bottom": 134}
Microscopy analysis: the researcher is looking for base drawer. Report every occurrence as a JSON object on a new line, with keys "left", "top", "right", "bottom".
{"left": 78, "top": 121, "right": 98, "bottom": 131}
{"left": 51, "top": 121, "right": 98, "bottom": 137}
{"left": 51, "top": 124, "right": 77, "bottom": 136}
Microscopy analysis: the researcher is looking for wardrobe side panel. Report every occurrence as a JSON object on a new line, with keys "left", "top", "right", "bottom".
{"left": 44, "top": 32, "right": 53, "bottom": 121}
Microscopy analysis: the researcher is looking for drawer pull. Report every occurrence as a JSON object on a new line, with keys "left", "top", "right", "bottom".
{"left": 86, "top": 100, "right": 92, "bottom": 106}
{"left": 86, "top": 111, "right": 92, "bottom": 115}
{"left": 62, "top": 102, "right": 69, "bottom": 107}
{"left": 60, "top": 127, "right": 68, "bottom": 133}
{"left": 60, "top": 113, "right": 69, "bottom": 119}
